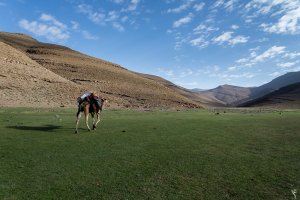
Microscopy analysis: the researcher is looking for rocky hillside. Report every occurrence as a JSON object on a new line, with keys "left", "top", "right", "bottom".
{"left": 0, "top": 32, "right": 204, "bottom": 109}
{"left": 0, "top": 41, "right": 82, "bottom": 107}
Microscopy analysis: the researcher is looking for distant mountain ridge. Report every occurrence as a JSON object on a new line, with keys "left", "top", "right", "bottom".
{"left": 250, "top": 71, "right": 300, "bottom": 99}
{"left": 240, "top": 82, "right": 300, "bottom": 108}
{"left": 196, "top": 72, "right": 300, "bottom": 107}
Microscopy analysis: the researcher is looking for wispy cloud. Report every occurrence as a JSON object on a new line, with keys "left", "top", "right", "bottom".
{"left": 81, "top": 30, "right": 99, "bottom": 40}
{"left": 190, "top": 36, "right": 209, "bottom": 48}
{"left": 167, "top": 0, "right": 194, "bottom": 13}
{"left": 112, "top": 22, "right": 125, "bottom": 32}
{"left": 254, "top": 46, "right": 286, "bottom": 62}
{"left": 235, "top": 46, "right": 287, "bottom": 68}
{"left": 77, "top": 4, "right": 106, "bottom": 25}
{"left": 77, "top": 4, "right": 126, "bottom": 32}
{"left": 211, "top": 0, "right": 238, "bottom": 12}
{"left": 158, "top": 68, "right": 174, "bottom": 77}
{"left": 110, "top": 0, "right": 124, "bottom": 4}
{"left": 71, "top": 21, "right": 99, "bottom": 40}
{"left": 173, "top": 13, "right": 193, "bottom": 28}
{"left": 71, "top": 21, "right": 79, "bottom": 30}
{"left": 277, "top": 62, "right": 297, "bottom": 68}
{"left": 231, "top": 24, "right": 239, "bottom": 30}
{"left": 228, "top": 35, "right": 248, "bottom": 45}
{"left": 125, "top": 0, "right": 140, "bottom": 12}
{"left": 261, "top": 7, "right": 300, "bottom": 34}
{"left": 194, "top": 2, "right": 205, "bottom": 12}
{"left": 284, "top": 52, "right": 300, "bottom": 59}
{"left": 106, "top": 11, "right": 119, "bottom": 22}
{"left": 245, "top": 0, "right": 300, "bottom": 35}
{"left": 18, "top": 13, "right": 69, "bottom": 41}
{"left": 213, "top": 31, "right": 233, "bottom": 44}
{"left": 193, "top": 23, "right": 219, "bottom": 34}
{"left": 213, "top": 31, "right": 249, "bottom": 46}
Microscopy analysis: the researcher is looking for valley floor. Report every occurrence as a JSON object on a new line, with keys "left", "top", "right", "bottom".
{"left": 0, "top": 108, "right": 299, "bottom": 199}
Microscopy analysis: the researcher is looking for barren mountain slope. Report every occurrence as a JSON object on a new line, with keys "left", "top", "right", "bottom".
{"left": 0, "top": 32, "right": 202, "bottom": 109}
{"left": 0, "top": 41, "right": 82, "bottom": 107}
{"left": 240, "top": 82, "right": 300, "bottom": 108}
{"left": 198, "top": 85, "right": 254, "bottom": 106}
{"left": 141, "top": 74, "right": 224, "bottom": 107}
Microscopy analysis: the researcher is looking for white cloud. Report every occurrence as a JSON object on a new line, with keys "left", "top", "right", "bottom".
{"left": 209, "top": 72, "right": 256, "bottom": 79}
{"left": 261, "top": 7, "right": 300, "bottom": 34}
{"left": 277, "top": 62, "right": 296, "bottom": 68}
{"left": 81, "top": 30, "right": 99, "bottom": 40}
{"left": 223, "top": 0, "right": 238, "bottom": 12}
{"left": 111, "top": 0, "right": 124, "bottom": 4}
{"left": 193, "top": 23, "right": 219, "bottom": 34}
{"left": 18, "top": 14, "right": 69, "bottom": 41}
{"left": 180, "top": 68, "right": 194, "bottom": 78}
{"left": 236, "top": 58, "right": 249, "bottom": 64}
{"left": 211, "top": 0, "right": 237, "bottom": 12}
{"left": 246, "top": 0, "right": 300, "bottom": 34}
{"left": 77, "top": 4, "right": 128, "bottom": 31}
{"left": 212, "top": 31, "right": 233, "bottom": 44}
{"left": 270, "top": 71, "right": 281, "bottom": 77}
{"left": 70, "top": 20, "right": 99, "bottom": 40}
{"left": 231, "top": 24, "right": 239, "bottom": 30}
{"left": 78, "top": 4, "right": 106, "bottom": 25}
{"left": 211, "top": 0, "right": 224, "bottom": 9}
{"left": 228, "top": 35, "right": 249, "bottom": 45}
{"left": 173, "top": 13, "right": 193, "bottom": 28}
{"left": 158, "top": 68, "right": 174, "bottom": 77}
{"left": 235, "top": 46, "right": 287, "bottom": 69}
{"left": 228, "top": 66, "right": 237, "bottom": 71}
{"left": 106, "top": 11, "right": 119, "bottom": 22}
{"left": 194, "top": 2, "right": 205, "bottom": 12}
{"left": 167, "top": 0, "right": 194, "bottom": 13}
{"left": 254, "top": 46, "right": 286, "bottom": 62}
{"left": 71, "top": 21, "right": 79, "bottom": 30}
{"left": 127, "top": 0, "right": 140, "bottom": 11}
{"left": 213, "top": 31, "right": 248, "bottom": 46}
{"left": 40, "top": 14, "right": 67, "bottom": 29}
{"left": 112, "top": 22, "right": 125, "bottom": 32}
{"left": 121, "top": 16, "right": 129, "bottom": 22}
{"left": 284, "top": 52, "right": 300, "bottom": 59}
{"left": 190, "top": 36, "right": 209, "bottom": 48}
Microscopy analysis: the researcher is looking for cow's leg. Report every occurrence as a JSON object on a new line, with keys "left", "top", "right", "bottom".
{"left": 94, "top": 113, "right": 101, "bottom": 130}
{"left": 83, "top": 107, "right": 91, "bottom": 131}
{"left": 75, "top": 111, "right": 81, "bottom": 134}
{"left": 91, "top": 113, "right": 96, "bottom": 130}
{"left": 85, "top": 114, "right": 91, "bottom": 131}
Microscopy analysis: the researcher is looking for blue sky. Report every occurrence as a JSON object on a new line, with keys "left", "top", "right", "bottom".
{"left": 0, "top": 0, "right": 300, "bottom": 89}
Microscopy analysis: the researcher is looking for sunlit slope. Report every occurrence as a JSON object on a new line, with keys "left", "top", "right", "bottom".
{"left": 0, "top": 32, "right": 203, "bottom": 109}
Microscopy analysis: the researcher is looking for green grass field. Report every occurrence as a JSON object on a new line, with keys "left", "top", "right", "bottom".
{"left": 0, "top": 108, "right": 299, "bottom": 200}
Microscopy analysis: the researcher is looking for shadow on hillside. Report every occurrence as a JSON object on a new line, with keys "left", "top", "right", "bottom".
{"left": 6, "top": 125, "right": 62, "bottom": 132}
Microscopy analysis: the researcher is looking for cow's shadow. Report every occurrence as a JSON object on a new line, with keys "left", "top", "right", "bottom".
{"left": 6, "top": 124, "right": 62, "bottom": 132}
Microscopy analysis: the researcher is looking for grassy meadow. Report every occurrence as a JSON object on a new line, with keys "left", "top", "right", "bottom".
{"left": 0, "top": 108, "right": 299, "bottom": 200}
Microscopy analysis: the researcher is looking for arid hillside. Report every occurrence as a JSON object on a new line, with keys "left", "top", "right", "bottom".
{"left": 198, "top": 85, "right": 254, "bottom": 106}
{"left": 0, "top": 41, "right": 82, "bottom": 107}
{"left": 0, "top": 32, "right": 204, "bottom": 109}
